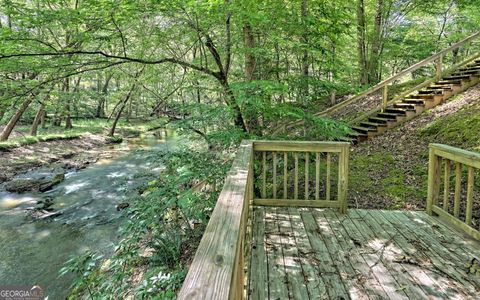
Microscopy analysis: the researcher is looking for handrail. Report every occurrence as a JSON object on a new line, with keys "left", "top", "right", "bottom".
{"left": 280, "top": 31, "right": 480, "bottom": 131}
{"left": 427, "top": 143, "right": 480, "bottom": 240}
{"left": 320, "top": 31, "right": 480, "bottom": 117}
{"left": 178, "top": 140, "right": 350, "bottom": 299}
{"left": 178, "top": 140, "right": 254, "bottom": 299}
{"left": 348, "top": 51, "right": 480, "bottom": 125}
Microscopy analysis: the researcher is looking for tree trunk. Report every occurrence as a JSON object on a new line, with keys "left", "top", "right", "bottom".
{"left": 97, "top": 73, "right": 113, "bottom": 118}
{"left": 0, "top": 97, "right": 34, "bottom": 141}
{"left": 368, "top": 0, "right": 384, "bottom": 84}
{"left": 30, "top": 103, "right": 45, "bottom": 136}
{"left": 108, "top": 83, "right": 136, "bottom": 137}
{"left": 301, "top": 0, "right": 309, "bottom": 96}
{"left": 357, "top": 0, "right": 367, "bottom": 85}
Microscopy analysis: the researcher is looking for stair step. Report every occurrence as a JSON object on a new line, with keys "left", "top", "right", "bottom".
{"left": 410, "top": 94, "right": 434, "bottom": 99}
{"left": 436, "top": 80, "right": 462, "bottom": 85}
{"left": 418, "top": 90, "right": 442, "bottom": 95}
{"left": 394, "top": 103, "right": 416, "bottom": 110}
{"left": 443, "top": 75, "right": 472, "bottom": 80}
{"left": 351, "top": 126, "right": 376, "bottom": 133}
{"left": 403, "top": 99, "right": 427, "bottom": 105}
{"left": 385, "top": 108, "right": 408, "bottom": 115}
{"left": 360, "top": 121, "right": 387, "bottom": 128}
{"left": 378, "top": 112, "right": 402, "bottom": 119}
{"left": 428, "top": 85, "right": 453, "bottom": 90}
{"left": 369, "top": 117, "right": 391, "bottom": 124}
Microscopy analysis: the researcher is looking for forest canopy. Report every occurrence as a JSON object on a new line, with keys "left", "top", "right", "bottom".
{"left": 0, "top": 0, "right": 479, "bottom": 144}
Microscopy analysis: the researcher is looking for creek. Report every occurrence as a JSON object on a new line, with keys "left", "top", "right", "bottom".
{"left": 0, "top": 131, "right": 176, "bottom": 298}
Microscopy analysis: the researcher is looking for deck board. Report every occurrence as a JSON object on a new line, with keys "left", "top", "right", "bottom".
{"left": 248, "top": 208, "right": 480, "bottom": 300}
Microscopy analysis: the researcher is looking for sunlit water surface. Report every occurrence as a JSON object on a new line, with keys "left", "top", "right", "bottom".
{"left": 0, "top": 131, "right": 176, "bottom": 298}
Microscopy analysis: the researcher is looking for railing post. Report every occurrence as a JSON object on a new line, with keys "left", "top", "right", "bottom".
{"left": 338, "top": 145, "right": 349, "bottom": 214}
{"left": 381, "top": 85, "right": 388, "bottom": 112}
{"left": 426, "top": 146, "right": 441, "bottom": 215}
{"left": 436, "top": 55, "right": 443, "bottom": 80}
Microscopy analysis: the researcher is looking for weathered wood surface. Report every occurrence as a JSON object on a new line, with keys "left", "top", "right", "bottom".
{"left": 248, "top": 207, "right": 480, "bottom": 300}
{"left": 253, "top": 141, "right": 349, "bottom": 212}
{"left": 427, "top": 143, "right": 480, "bottom": 240}
{"left": 178, "top": 141, "right": 253, "bottom": 300}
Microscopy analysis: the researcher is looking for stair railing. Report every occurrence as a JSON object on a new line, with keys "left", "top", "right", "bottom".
{"left": 426, "top": 144, "right": 480, "bottom": 240}
{"left": 279, "top": 31, "right": 480, "bottom": 132}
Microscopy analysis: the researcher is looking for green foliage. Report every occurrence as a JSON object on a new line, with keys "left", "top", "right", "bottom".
{"left": 61, "top": 143, "right": 233, "bottom": 298}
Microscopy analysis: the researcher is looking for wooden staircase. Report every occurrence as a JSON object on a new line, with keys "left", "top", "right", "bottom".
{"left": 349, "top": 59, "right": 480, "bottom": 143}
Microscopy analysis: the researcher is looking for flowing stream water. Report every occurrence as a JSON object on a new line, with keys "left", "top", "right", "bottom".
{"left": 0, "top": 131, "right": 176, "bottom": 298}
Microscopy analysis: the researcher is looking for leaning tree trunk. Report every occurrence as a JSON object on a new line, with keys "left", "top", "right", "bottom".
{"left": 30, "top": 103, "right": 45, "bottom": 136}
{"left": 0, "top": 97, "right": 34, "bottom": 141}
{"left": 108, "top": 83, "right": 136, "bottom": 137}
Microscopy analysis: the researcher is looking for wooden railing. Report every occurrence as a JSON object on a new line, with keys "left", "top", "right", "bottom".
{"left": 178, "top": 140, "right": 350, "bottom": 299}
{"left": 427, "top": 144, "right": 480, "bottom": 240}
{"left": 279, "top": 31, "right": 480, "bottom": 131}
{"left": 253, "top": 141, "right": 349, "bottom": 213}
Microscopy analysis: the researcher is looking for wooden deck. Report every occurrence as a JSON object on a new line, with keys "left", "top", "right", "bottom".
{"left": 248, "top": 207, "right": 480, "bottom": 300}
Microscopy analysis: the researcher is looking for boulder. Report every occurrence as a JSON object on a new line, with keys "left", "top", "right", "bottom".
{"left": 4, "top": 172, "right": 65, "bottom": 193}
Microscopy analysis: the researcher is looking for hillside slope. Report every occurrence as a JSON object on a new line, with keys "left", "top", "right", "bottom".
{"left": 349, "top": 84, "right": 480, "bottom": 209}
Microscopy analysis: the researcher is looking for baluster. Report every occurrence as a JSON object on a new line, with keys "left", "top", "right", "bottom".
{"left": 326, "top": 153, "right": 331, "bottom": 201}
{"left": 454, "top": 162, "right": 462, "bottom": 218}
{"left": 283, "top": 152, "right": 288, "bottom": 199}
{"left": 294, "top": 153, "right": 299, "bottom": 200}
{"left": 273, "top": 152, "right": 277, "bottom": 199}
{"left": 305, "top": 152, "right": 309, "bottom": 200}
{"left": 261, "top": 152, "right": 266, "bottom": 199}
{"left": 443, "top": 159, "right": 451, "bottom": 211}
{"left": 466, "top": 166, "right": 474, "bottom": 225}
{"left": 315, "top": 153, "right": 320, "bottom": 200}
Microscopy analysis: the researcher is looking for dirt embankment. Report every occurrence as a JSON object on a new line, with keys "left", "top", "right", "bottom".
{"left": 0, "top": 134, "right": 113, "bottom": 184}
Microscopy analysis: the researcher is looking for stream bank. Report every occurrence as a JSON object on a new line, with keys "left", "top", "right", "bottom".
{"left": 0, "top": 130, "right": 176, "bottom": 299}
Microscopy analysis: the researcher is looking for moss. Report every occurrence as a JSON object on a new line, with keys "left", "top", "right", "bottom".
{"left": 418, "top": 103, "right": 480, "bottom": 151}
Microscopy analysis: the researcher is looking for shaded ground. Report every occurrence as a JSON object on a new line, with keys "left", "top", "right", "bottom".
{"left": 349, "top": 84, "right": 480, "bottom": 210}
{"left": 0, "top": 134, "right": 112, "bottom": 184}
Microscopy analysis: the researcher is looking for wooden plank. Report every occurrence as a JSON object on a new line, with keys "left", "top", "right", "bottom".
{"left": 253, "top": 199, "right": 340, "bottom": 208}
{"left": 300, "top": 209, "right": 349, "bottom": 299}
{"left": 276, "top": 208, "right": 310, "bottom": 299}
{"left": 326, "top": 153, "right": 331, "bottom": 201}
{"left": 311, "top": 209, "right": 370, "bottom": 299}
{"left": 288, "top": 208, "right": 328, "bottom": 299}
{"left": 262, "top": 151, "right": 266, "bottom": 199}
{"left": 178, "top": 141, "right": 253, "bottom": 300}
{"left": 283, "top": 152, "right": 288, "bottom": 199}
{"left": 410, "top": 210, "right": 480, "bottom": 258}
{"left": 390, "top": 211, "right": 480, "bottom": 294}
{"left": 432, "top": 205, "right": 480, "bottom": 241}
{"left": 443, "top": 159, "right": 451, "bottom": 211}
{"left": 454, "top": 162, "right": 462, "bottom": 218}
{"left": 341, "top": 211, "right": 409, "bottom": 299}
{"left": 315, "top": 153, "right": 320, "bottom": 200}
{"left": 273, "top": 152, "right": 277, "bottom": 199}
{"left": 465, "top": 166, "right": 474, "bottom": 225}
{"left": 322, "top": 209, "right": 390, "bottom": 299}
{"left": 253, "top": 140, "right": 348, "bottom": 153}
{"left": 426, "top": 149, "right": 441, "bottom": 214}
{"left": 264, "top": 207, "right": 289, "bottom": 300}
{"left": 305, "top": 152, "right": 309, "bottom": 200}
{"left": 294, "top": 153, "right": 299, "bottom": 200}
{"left": 368, "top": 210, "right": 457, "bottom": 299}
{"left": 249, "top": 208, "right": 268, "bottom": 300}
{"left": 351, "top": 210, "right": 435, "bottom": 299}
{"left": 338, "top": 147, "right": 349, "bottom": 213}
{"left": 431, "top": 143, "right": 480, "bottom": 169}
